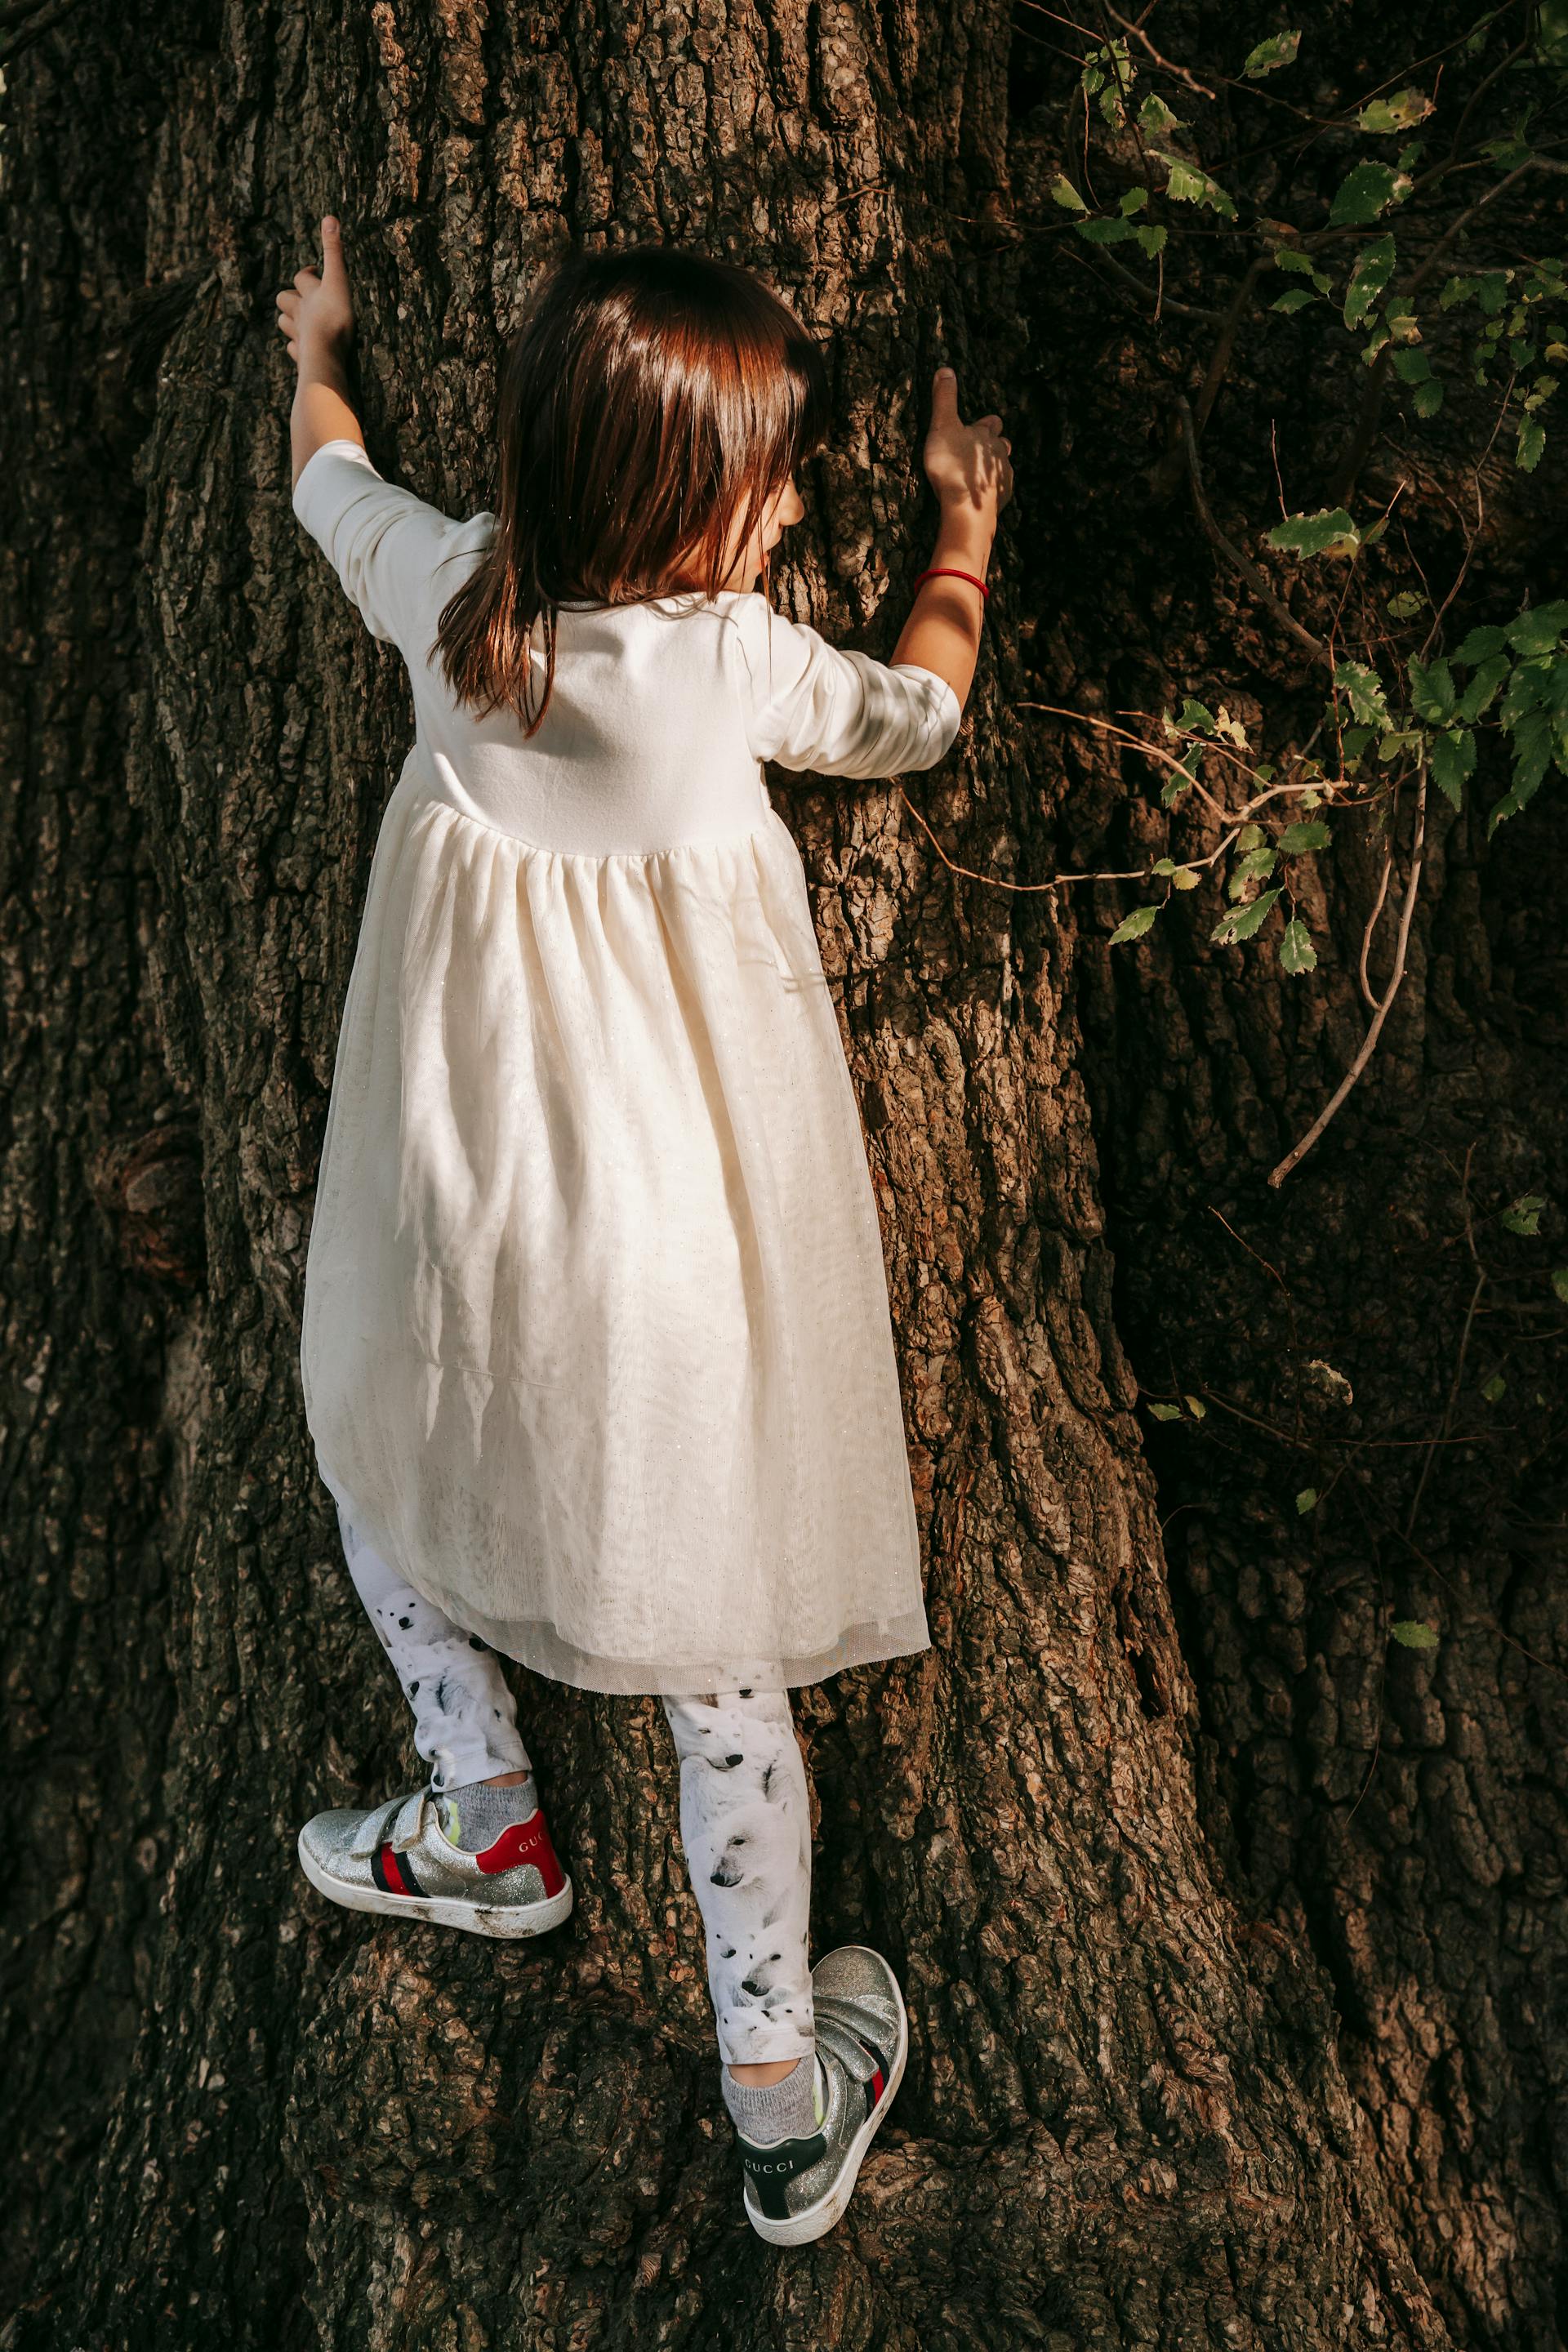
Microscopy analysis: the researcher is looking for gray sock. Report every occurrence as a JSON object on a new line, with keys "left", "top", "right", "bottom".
{"left": 435, "top": 1774, "right": 540, "bottom": 1851}
{"left": 721, "top": 2051, "right": 822, "bottom": 2145}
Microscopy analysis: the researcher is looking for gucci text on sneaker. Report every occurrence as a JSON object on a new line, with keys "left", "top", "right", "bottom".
{"left": 736, "top": 1945, "right": 908, "bottom": 2246}
{"left": 296, "top": 1784, "right": 573, "bottom": 1938}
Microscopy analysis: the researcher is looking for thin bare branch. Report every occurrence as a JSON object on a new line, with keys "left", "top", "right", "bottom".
{"left": 1174, "top": 394, "right": 1334, "bottom": 664}
{"left": 1268, "top": 759, "right": 1429, "bottom": 1186}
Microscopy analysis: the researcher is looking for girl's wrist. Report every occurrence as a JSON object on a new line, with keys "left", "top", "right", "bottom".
{"left": 931, "top": 506, "right": 996, "bottom": 572}
{"left": 298, "top": 337, "right": 354, "bottom": 390}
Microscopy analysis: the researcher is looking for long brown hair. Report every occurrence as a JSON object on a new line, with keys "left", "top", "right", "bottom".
{"left": 432, "top": 245, "right": 831, "bottom": 735}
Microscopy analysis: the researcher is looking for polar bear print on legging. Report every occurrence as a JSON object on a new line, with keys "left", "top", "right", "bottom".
{"left": 321, "top": 1468, "right": 816, "bottom": 2066}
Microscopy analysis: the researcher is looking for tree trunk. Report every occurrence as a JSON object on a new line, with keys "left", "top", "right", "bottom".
{"left": 4, "top": 2, "right": 1562, "bottom": 2347}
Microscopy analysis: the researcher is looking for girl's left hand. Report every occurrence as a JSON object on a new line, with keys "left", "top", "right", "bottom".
{"left": 274, "top": 215, "right": 355, "bottom": 369}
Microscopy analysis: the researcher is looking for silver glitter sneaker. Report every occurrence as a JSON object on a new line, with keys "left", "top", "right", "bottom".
{"left": 735, "top": 1944, "right": 909, "bottom": 2246}
{"left": 296, "top": 1782, "right": 573, "bottom": 1938}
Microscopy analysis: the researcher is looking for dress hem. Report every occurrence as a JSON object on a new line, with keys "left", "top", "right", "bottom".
{"left": 315, "top": 1455, "right": 929, "bottom": 1698}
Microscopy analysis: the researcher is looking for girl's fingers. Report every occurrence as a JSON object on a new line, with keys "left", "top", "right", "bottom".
{"left": 930, "top": 366, "right": 961, "bottom": 427}
{"left": 318, "top": 213, "right": 350, "bottom": 295}
{"left": 292, "top": 265, "right": 320, "bottom": 292}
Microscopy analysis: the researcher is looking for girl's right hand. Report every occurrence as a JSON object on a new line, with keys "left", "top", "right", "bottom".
{"left": 274, "top": 215, "right": 356, "bottom": 371}
{"left": 922, "top": 367, "right": 1013, "bottom": 519}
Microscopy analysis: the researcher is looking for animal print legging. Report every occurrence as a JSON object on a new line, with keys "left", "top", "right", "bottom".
{"left": 325, "top": 1471, "right": 815, "bottom": 2066}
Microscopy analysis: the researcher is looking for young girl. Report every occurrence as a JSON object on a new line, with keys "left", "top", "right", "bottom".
{"left": 276, "top": 220, "right": 1012, "bottom": 2246}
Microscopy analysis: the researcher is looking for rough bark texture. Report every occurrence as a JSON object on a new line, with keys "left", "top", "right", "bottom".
{"left": 3, "top": 2, "right": 1564, "bottom": 2347}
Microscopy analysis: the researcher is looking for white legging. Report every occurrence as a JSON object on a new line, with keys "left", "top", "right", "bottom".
{"left": 325, "top": 1471, "right": 815, "bottom": 2066}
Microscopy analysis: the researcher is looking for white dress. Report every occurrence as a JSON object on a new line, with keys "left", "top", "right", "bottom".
{"left": 292, "top": 437, "right": 962, "bottom": 1695}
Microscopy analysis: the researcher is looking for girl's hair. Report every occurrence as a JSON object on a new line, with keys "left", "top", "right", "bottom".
{"left": 433, "top": 244, "right": 831, "bottom": 735}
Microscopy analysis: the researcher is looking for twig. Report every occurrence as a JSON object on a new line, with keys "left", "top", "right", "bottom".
{"left": 1065, "top": 242, "right": 1227, "bottom": 324}
{"left": 1193, "top": 253, "right": 1273, "bottom": 437}
{"left": 1358, "top": 835, "right": 1397, "bottom": 1014}
{"left": 1174, "top": 394, "right": 1334, "bottom": 664}
{"left": 1102, "top": 2, "right": 1216, "bottom": 96}
{"left": 1267, "top": 757, "right": 1429, "bottom": 1186}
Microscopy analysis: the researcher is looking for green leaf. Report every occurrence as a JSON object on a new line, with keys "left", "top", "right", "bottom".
{"left": 1387, "top": 592, "right": 1425, "bottom": 618}
{"left": 1507, "top": 705, "right": 1553, "bottom": 805}
{"left": 1502, "top": 1194, "right": 1547, "bottom": 1235}
{"left": 1134, "top": 224, "right": 1168, "bottom": 257}
{"left": 1279, "top": 917, "right": 1317, "bottom": 973}
{"left": 1160, "top": 748, "right": 1201, "bottom": 807}
{"left": 1392, "top": 346, "right": 1432, "bottom": 383}
{"left": 1552, "top": 1267, "right": 1568, "bottom": 1303}
{"left": 1406, "top": 657, "right": 1455, "bottom": 723}
{"left": 1343, "top": 234, "right": 1396, "bottom": 329}
{"left": 1275, "top": 247, "right": 1319, "bottom": 275}
{"left": 1138, "top": 91, "right": 1181, "bottom": 134}
{"left": 1169, "top": 864, "right": 1201, "bottom": 890}
{"left": 1278, "top": 818, "right": 1331, "bottom": 854}
{"left": 1502, "top": 657, "right": 1550, "bottom": 727}
{"left": 1051, "top": 174, "right": 1089, "bottom": 212}
{"left": 1211, "top": 884, "right": 1283, "bottom": 945}
{"left": 1453, "top": 624, "right": 1509, "bottom": 664}
{"left": 1108, "top": 903, "right": 1160, "bottom": 946}
{"left": 1147, "top": 1401, "right": 1183, "bottom": 1420}
{"left": 1177, "top": 697, "right": 1217, "bottom": 733}
{"left": 1391, "top": 1619, "right": 1440, "bottom": 1650}
{"left": 1481, "top": 1372, "right": 1506, "bottom": 1402}
{"left": 1454, "top": 653, "right": 1510, "bottom": 724}
{"left": 1243, "top": 29, "right": 1300, "bottom": 75}
{"left": 1295, "top": 1486, "right": 1318, "bottom": 1513}
{"left": 1076, "top": 215, "right": 1136, "bottom": 243}
{"left": 1429, "top": 728, "right": 1476, "bottom": 808}
{"left": 1334, "top": 659, "right": 1391, "bottom": 726}
{"left": 1235, "top": 822, "right": 1265, "bottom": 850}
{"left": 1161, "top": 154, "right": 1238, "bottom": 217}
{"left": 1413, "top": 378, "right": 1444, "bottom": 417}
{"left": 1519, "top": 415, "right": 1547, "bottom": 471}
{"left": 1357, "top": 87, "right": 1433, "bottom": 135}
{"left": 1119, "top": 185, "right": 1150, "bottom": 215}
{"left": 1183, "top": 1394, "right": 1207, "bottom": 1418}
{"left": 1272, "top": 287, "right": 1316, "bottom": 314}
{"left": 1232, "top": 845, "right": 1278, "bottom": 889}
{"left": 1329, "top": 162, "right": 1409, "bottom": 228}
{"left": 1506, "top": 602, "right": 1568, "bottom": 656}
{"left": 1267, "top": 506, "right": 1361, "bottom": 557}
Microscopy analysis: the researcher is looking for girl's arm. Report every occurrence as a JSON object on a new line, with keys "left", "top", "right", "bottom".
{"left": 275, "top": 216, "right": 363, "bottom": 489}
{"left": 279, "top": 216, "right": 473, "bottom": 657}
{"left": 890, "top": 368, "right": 1013, "bottom": 710}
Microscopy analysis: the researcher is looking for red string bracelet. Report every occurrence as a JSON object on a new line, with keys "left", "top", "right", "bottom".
{"left": 913, "top": 565, "right": 990, "bottom": 601}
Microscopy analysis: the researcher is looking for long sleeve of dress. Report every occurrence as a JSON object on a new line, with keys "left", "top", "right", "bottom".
{"left": 292, "top": 438, "right": 470, "bottom": 657}
{"left": 726, "top": 593, "right": 963, "bottom": 780}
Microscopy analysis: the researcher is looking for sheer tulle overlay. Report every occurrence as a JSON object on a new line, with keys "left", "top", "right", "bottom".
{"left": 292, "top": 438, "right": 960, "bottom": 1694}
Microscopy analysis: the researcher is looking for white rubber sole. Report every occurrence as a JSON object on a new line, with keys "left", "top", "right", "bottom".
{"left": 297, "top": 1832, "right": 574, "bottom": 1939}
{"left": 742, "top": 1953, "right": 910, "bottom": 2247}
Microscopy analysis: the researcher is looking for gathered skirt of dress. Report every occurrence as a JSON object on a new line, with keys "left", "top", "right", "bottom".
{"left": 300, "top": 773, "right": 931, "bottom": 1695}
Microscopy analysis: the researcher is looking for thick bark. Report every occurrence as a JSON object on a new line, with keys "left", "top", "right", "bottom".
{"left": 3, "top": 2, "right": 1562, "bottom": 2348}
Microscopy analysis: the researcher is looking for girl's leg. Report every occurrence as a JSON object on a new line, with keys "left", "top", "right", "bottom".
{"left": 327, "top": 1475, "right": 532, "bottom": 1797}
{"left": 661, "top": 1688, "right": 815, "bottom": 2069}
